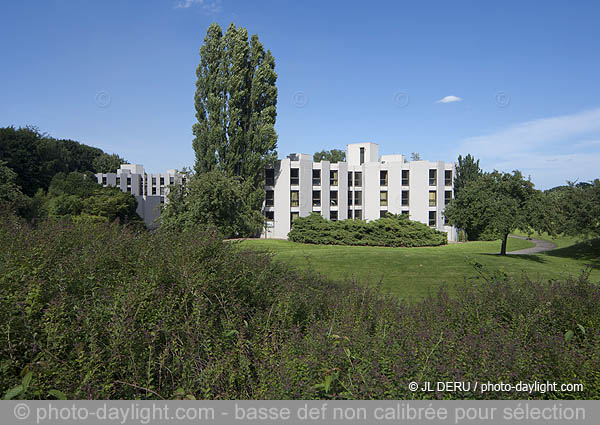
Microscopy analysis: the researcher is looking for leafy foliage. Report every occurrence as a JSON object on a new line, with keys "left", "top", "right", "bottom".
{"left": 92, "top": 153, "right": 127, "bottom": 174}
{"left": 445, "top": 170, "right": 542, "bottom": 254}
{"left": 1, "top": 215, "right": 598, "bottom": 399}
{"left": 288, "top": 213, "right": 448, "bottom": 247}
{"left": 161, "top": 169, "right": 264, "bottom": 238}
{"left": 313, "top": 149, "right": 346, "bottom": 163}
{"left": 550, "top": 179, "right": 600, "bottom": 238}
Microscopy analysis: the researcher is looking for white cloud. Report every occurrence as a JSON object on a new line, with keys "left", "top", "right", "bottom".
{"left": 453, "top": 107, "right": 600, "bottom": 189}
{"left": 175, "top": 0, "right": 221, "bottom": 13}
{"left": 436, "top": 95, "right": 463, "bottom": 104}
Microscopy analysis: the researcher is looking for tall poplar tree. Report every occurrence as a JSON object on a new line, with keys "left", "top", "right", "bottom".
{"left": 192, "top": 23, "right": 278, "bottom": 213}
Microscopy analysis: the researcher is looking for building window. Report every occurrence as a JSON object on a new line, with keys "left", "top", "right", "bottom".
{"left": 401, "top": 190, "right": 409, "bottom": 206}
{"left": 152, "top": 187, "right": 156, "bottom": 195}
{"left": 102, "top": 176, "right": 107, "bottom": 185}
{"left": 116, "top": 177, "right": 120, "bottom": 185}
{"left": 445, "top": 170, "right": 452, "bottom": 186}
{"left": 355, "top": 209, "right": 362, "bottom": 220}
{"left": 380, "top": 170, "right": 388, "bottom": 186}
{"left": 402, "top": 170, "right": 409, "bottom": 186}
{"left": 429, "top": 169, "right": 437, "bottom": 186}
{"left": 330, "top": 190, "right": 338, "bottom": 206}
{"left": 330, "top": 170, "right": 338, "bottom": 186}
{"left": 429, "top": 211, "right": 436, "bottom": 227}
{"left": 360, "top": 147, "right": 365, "bottom": 165}
{"left": 380, "top": 191, "right": 388, "bottom": 206}
{"left": 429, "top": 190, "right": 437, "bottom": 207}
{"left": 330, "top": 210, "right": 338, "bottom": 221}
{"left": 170, "top": 176, "right": 174, "bottom": 185}
{"left": 348, "top": 209, "right": 353, "bottom": 219}
{"left": 265, "top": 169, "right": 275, "bottom": 186}
{"left": 354, "top": 171, "right": 362, "bottom": 187}
{"left": 354, "top": 191, "right": 362, "bottom": 206}
{"left": 265, "top": 190, "right": 274, "bottom": 207}
{"left": 380, "top": 210, "right": 389, "bottom": 218}
{"left": 127, "top": 177, "right": 131, "bottom": 185}
{"left": 290, "top": 168, "right": 299, "bottom": 185}
{"left": 312, "top": 169, "right": 321, "bottom": 186}
{"left": 265, "top": 210, "right": 274, "bottom": 221}
{"left": 160, "top": 177, "right": 165, "bottom": 186}
{"left": 152, "top": 177, "right": 156, "bottom": 185}
{"left": 160, "top": 196, "right": 165, "bottom": 204}
{"left": 290, "top": 212, "right": 299, "bottom": 226}
{"left": 290, "top": 191, "right": 299, "bottom": 207}
{"left": 127, "top": 187, "right": 131, "bottom": 193}
{"left": 401, "top": 210, "right": 409, "bottom": 215}
{"left": 312, "top": 190, "right": 321, "bottom": 207}
{"left": 445, "top": 190, "right": 452, "bottom": 205}
{"left": 160, "top": 187, "right": 165, "bottom": 196}
{"left": 348, "top": 171, "right": 353, "bottom": 186}
{"left": 348, "top": 190, "right": 353, "bottom": 205}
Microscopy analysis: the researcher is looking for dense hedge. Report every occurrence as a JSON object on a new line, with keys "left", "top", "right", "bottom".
{"left": 288, "top": 212, "right": 448, "bottom": 247}
{"left": 1, "top": 213, "right": 599, "bottom": 399}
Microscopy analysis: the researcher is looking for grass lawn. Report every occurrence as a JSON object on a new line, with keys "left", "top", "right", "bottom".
{"left": 241, "top": 236, "right": 600, "bottom": 301}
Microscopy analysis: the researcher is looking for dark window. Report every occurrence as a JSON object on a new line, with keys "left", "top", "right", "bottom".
{"left": 290, "top": 191, "right": 299, "bottom": 207}
{"left": 127, "top": 187, "right": 131, "bottom": 193}
{"left": 330, "top": 190, "right": 338, "bottom": 206}
{"left": 354, "top": 191, "right": 362, "bottom": 206}
{"left": 265, "top": 190, "right": 274, "bottom": 207}
{"left": 265, "top": 169, "right": 275, "bottom": 186}
{"left": 354, "top": 172, "right": 362, "bottom": 187}
{"left": 429, "top": 169, "right": 437, "bottom": 186}
{"left": 160, "top": 177, "right": 165, "bottom": 186}
{"left": 330, "top": 210, "right": 338, "bottom": 221}
{"left": 116, "top": 177, "right": 120, "bottom": 185}
{"left": 330, "top": 170, "right": 338, "bottom": 186}
{"left": 360, "top": 147, "right": 365, "bottom": 165}
{"left": 348, "top": 190, "right": 353, "bottom": 205}
{"left": 312, "top": 190, "right": 321, "bottom": 207}
{"left": 401, "top": 210, "right": 409, "bottom": 215}
{"left": 445, "top": 190, "right": 452, "bottom": 205}
{"left": 152, "top": 187, "right": 156, "bottom": 195}
{"left": 380, "top": 191, "right": 388, "bottom": 206}
{"left": 152, "top": 177, "right": 156, "bottom": 185}
{"left": 402, "top": 190, "right": 409, "bottom": 206}
{"left": 348, "top": 209, "right": 353, "bottom": 219}
{"left": 380, "top": 210, "right": 389, "bottom": 218}
{"left": 355, "top": 209, "right": 362, "bottom": 220}
{"left": 429, "top": 191, "right": 437, "bottom": 207}
{"left": 348, "top": 171, "right": 353, "bottom": 186}
{"left": 312, "top": 169, "right": 321, "bottom": 186}
{"left": 127, "top": 177, "right": 131, "bottom": 185}
{"left": 160, "top": 196, "right": 165, "bottom": 204}
{"left": 429, "top": 211, "right": 436, "bottom": 227}
{"left": 380, "top": 170, "right": 388, "bottom": 186}
{"left": 265, "top": 210, "right": 274, "bottom": 221}
{"left": 445, "top": 170, "right": 452, "bottom": 186}
{"left": 290, "top": 212, "right": 299, "bottom": 226}
{"left": 290, "top": 168, "right": 299, "bottom": 185}
{"left": 170, "top": 177, "right": 174, "bottom": 185}
{"left": 402, "top": 170, "right": 409, "bottom": 186}
{"left": 102, "top": 176, "right": 107, "bottom": 185}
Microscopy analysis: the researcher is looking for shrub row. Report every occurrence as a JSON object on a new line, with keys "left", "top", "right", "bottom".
{"left": 1, "top": 213, "right": 599, "bottom": 399}
{"left": 288, "top": 213, "right": 448, "bottom": 247}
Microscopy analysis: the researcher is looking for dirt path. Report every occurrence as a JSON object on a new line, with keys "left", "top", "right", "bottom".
{"left": 507, "top": 235, "right": 557, "bottom": 254}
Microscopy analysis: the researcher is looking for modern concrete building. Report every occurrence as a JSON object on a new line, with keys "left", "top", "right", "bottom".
{"left": 263, "top": 143, "right": 458, "bottom": 241}
{"left": 95, "top": 164, "right": 185, "bottom": 227}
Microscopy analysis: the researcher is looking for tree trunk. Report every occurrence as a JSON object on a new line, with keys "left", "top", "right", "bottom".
{"left": 500, "top": 233, "right": 508, "bottom": 256}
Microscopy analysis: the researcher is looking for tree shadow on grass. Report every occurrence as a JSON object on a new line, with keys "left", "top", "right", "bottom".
{"left": 478, "top": 253, "right": 548, "bottom": 264}
{"left": 543, "top": 238, "right": 600, "bottom": 269}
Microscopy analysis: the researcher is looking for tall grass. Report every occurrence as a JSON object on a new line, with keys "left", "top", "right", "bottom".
{"left": 1, "top": 214, "right": 599, "bottom": 399}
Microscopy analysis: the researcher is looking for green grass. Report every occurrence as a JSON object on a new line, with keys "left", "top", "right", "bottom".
{"left": 241, "top": 236, "right": 600, "bottom": 301}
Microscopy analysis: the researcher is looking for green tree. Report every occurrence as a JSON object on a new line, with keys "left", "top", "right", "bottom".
{"left": 444, "top": 170, "right": 541, "bottom": 255}
{"left": 551, "top": 179, "right": 600, "bottom": 238}
{"left": 313, "top": 149, "right": 346, "bottom": 163}
{"left": 410, "top": 152, "right": 421, "bottom": 161}
{"left": 0, "top": 160, "right": 29, "bottom": 214}
{"left": 454, "top": 154, "right": 482, "bottom": 198}
{"left": 161, "top": 170, "right": 263, "bottom": 238}
{"left": 93, "top": 153, "right": 127, "bottom": 173}
{"left": 192, "top": 22, "right": 278, "bottom": 220}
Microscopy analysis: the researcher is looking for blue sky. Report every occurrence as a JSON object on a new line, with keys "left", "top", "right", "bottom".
{"left": 1, "top": 0, "right": 599, "bottom": 189}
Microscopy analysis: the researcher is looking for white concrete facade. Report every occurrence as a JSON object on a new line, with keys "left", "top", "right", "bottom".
{"left": 95, "top": 164, "right": 184, "bottom": 228}
{"left": 263, "top": 143, "right": 458, "bottom": 241}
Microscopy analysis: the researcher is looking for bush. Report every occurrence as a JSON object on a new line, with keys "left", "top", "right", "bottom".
{"left": 288, "top": 213, "right": 448, "bottom": 247}
{"left": 1, "top": 214, "right": 599, "bottom": 399}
